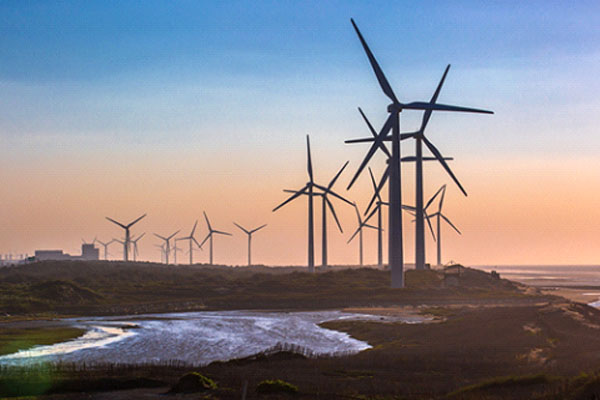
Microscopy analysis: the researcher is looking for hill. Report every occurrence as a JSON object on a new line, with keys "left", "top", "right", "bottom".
{"left": 0, "top": 261, "right": 546, "bottom": 317}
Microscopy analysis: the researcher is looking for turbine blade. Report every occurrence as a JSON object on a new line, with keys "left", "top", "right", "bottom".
{"left": 315, "top": 184, "right": 353, "bottom": 207}
{"left": 345, "top": 137, "right": 389, "bottom": 144}
{"left": 365, "top": 164, "right": 389, "bottom": 216}
{"left": 347, "top": 226, "right": 361, "bottom": 244}
{"left": 250, "top": 224, "right": 267, "bottom": 234}
{"left": 420, "top": 64, "right": 451, "bottom": 131}
{"left": 214, "top": 230, "right": 232, "bottom": 236}
{"left": 199, "top": 233, "right": 211, "bottom": 248}
{"left": 350, "top": 19, "right": 399, "bottom": 104}
{"left": 167, "top": 230, "right": 180, "bottom": 240}
{"left": 191, "top": 220, "right": 198, "bottom": 236}
{"left": 154, "top": 233, "right": 167, "bottom": 241}
{"left": 325, "top": 197, "right": 343, "bottom": 233}
{"left": 368, "top": 167, "right": 381, "bottom": 202}
{"left": 363, "top": 224, "right": 378, "bottom": 230}
{"left": 106, "top": 217, "right": 126, "bottom": 229}
{"left": 203, "top": 211, "right": 212, "bottom": 231}
{"left": 441, "top": 214, "right": 461, "bottom": 234}
{"left": 400, "top": 132, "right": 418, "bottom": 141}
{"left": 363, "top": 205, "right": 378, "bottom": 226}
{"left": 403, "top": 102, "right": 494, "bottom": 114}
{"left": 328, "top": 161, "right": 349, "bottom": 190}
{"left": 192, "top": 237, "right": 203, "bottom": 250}
{"left": 347, "top": 114, "right": 393, "bottom": 190}
{"left": 422, "top": 137, "right": 467, "bottom": 196}
{"left": 358, "top": 107, "right": 391, "bottom": 158}
{"left": 306, "top": 135, "right": 314, "bottom": 183}
{"left": 424, "top": 185, "right": 446, "bottom": 211}
{"left": 425, "top": 213, "right": 436, "bottom": 241}
{"left": 234, "top": 222, "right": 250, "bottom": 234}
{"left": 127, "top": 213, "right": 147, "bottom": 228}
{"left": 273, "top": 185, "right": 309, "bottom": 212}
{"left": 439, "top": 185, "right": 447, "bottom": 211}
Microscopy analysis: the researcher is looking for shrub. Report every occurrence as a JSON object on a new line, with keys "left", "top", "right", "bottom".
{"left": 169, "top": 372, "right": 217, "bottom": 393}
{"left": 256, "top": 379, "right": 298, "bottom": 395}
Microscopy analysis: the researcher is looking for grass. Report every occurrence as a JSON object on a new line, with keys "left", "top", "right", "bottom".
{"left": 0, "top": 327, "right": 85, "bottom": 356}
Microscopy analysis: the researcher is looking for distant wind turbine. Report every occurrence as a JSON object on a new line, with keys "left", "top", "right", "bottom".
{"left": 274, "top": 135, "right": 340, "bottom": 272}
{"left": 426, "top": 185, "right": 461, "bottom": 266}
{"left": 347, "top": 203, "right": 377, "bottom": 266}
{"left": 82, "top": 237, "right": 96, "bottom": 245}
{"left": 177, "top": 220, "right": 202, "bottom": 265}
{"left": 131, "top": 233, "right": 145, "bottom": 262}
{"left": 283, "top": 161, "right": 353, "bottom": 267}
{"left": 96, "top": 239, "right": 114, "bottom": 260}
{"left": 154, "top": 230, "right": 179, "bottom": 265}
{"left": 106, "top": 214, "right": 146, "bottom": 261}
{"left": 200, "top": 212, "right": 231, "bottom": 265}
{"left": 234, "top": 222, "right": 267, "bottom": 266}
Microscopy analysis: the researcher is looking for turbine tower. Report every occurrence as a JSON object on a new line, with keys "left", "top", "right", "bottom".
{"left": 233, "top": 222, "right": 267, "bottom": 266}
{"left": 200, "top": 212, "right": 231, "bottom": 265}
{"left": 345, "top": 19, "right": 492, "bottom": 287}
{"left": 96, "top": 239, "right": 114, "bottom": 260}
{"left": 105, "top": 214, "right": 146, "bottom": 261}
{"left": 154, "top": 230, "right": 179, "bottom": 265}
{"left": 131, "top": 233, "right": 145, "bottom": 262}
{"left": 177, "top": 220, "right": 202, "bottom": 265}
{"left": 347, "top": 203, "right": 377, "bottom": 267}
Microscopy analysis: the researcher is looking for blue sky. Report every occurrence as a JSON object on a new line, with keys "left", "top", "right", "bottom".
{"left": 1, "top": 1, "right": 600, "bottom": 264}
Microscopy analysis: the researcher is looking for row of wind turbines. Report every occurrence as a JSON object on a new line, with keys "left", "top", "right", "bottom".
{"left": 272, "top": 19, "right": 492, "bottom": 287}
{"left": 81, "top": 19, "right": 489, "bottom": 287}
{"left": 99, "top": 213, "right": 266, "bottom": 266}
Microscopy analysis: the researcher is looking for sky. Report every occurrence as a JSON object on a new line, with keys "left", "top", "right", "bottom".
{"left": 1, "top": 0, "right": 600, "bottom": 266}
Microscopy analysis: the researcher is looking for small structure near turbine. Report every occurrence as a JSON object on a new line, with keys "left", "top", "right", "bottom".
{"left": 200, "top": 212, "right": 231, "bottom": 265}
{"left": 154, "top": 230, "right": 180, "bottom": 265}
{"left": 347, "top": 203, "right": 377, "bottom": 267}
{"left": 106, "top": 214, "right": 146, "bottom": 261}
{"left": 177, "top": 220, "right": 202, "bottom": 265}
{"left": 233, "top": 222, "right": 267, "bottom": 266}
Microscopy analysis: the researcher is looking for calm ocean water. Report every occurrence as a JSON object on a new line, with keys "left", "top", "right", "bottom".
{"left": 475, "top": 265, "right": 600, "bottom": 287}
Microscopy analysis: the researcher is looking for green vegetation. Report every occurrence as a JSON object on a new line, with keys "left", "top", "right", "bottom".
{"left": 0, "top": 327, "right": 85, "bottom": 356}
{"left": 447, "top": 374, "right": 555, "bottom": 398}
{"left": 256, "top": 379, "right": 298, "bottom": 395}
{"left": 169, "top": 372, "right": 217, "bottom": 393}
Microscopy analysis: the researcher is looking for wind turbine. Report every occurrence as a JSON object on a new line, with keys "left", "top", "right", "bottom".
{"left": 172, "top": 241, "right": 182, "bottom": 265}
{"left": 283, "top": 161, "right": 353, "bottom": 267}
{"left": 177, "top": 220, "right": 202, "bottom": 265}
{"left": 96, "top": 239, "right": 114, "bottom": 260}
{"left": 347, "top": 203, "right": 377, "bottom": 267}
{"left": 345, "top": 19, "right": 493, "bottom": 287}
{"left": 105, "top": 214, "right": 146, "bottom": 261}
{"left": 200, "top": 212, "right": 231, "bottom": 265}
{"left": 273, "top": 135, "right": 339, "bottom": 272}
{"left": 154, "top": 230, "right": 179, "bottom": 265}
{"left": 130, "top": 233, "right": 145, "bottom": 262}
{"left": 233, "top": 223, "right": 267, "bottom": 266}
{"left": 82, "top": 237, "right": 96, "bottom": 245}
{"left": 426, "top": 185, "right": 461, "bottom": 266}
{"left": 154, "top": 243, "right": 166, "bottom": 263}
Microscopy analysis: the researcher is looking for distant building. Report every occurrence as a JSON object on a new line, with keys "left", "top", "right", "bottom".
{"left": 34, "top": 244, "right": 99, "bottom": 262}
